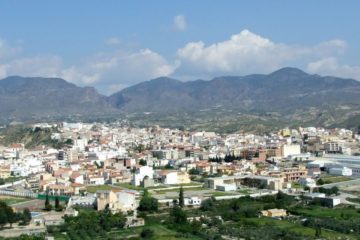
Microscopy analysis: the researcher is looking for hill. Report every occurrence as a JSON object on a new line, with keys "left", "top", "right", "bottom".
{"left": 109, "top": 68, "right": 360, "bottom": 132}
{"left": 0, "top": 76, "right": 116, "bottom": 123}
{"left": 1, "top": 68, "right": 360, "bottom": 133}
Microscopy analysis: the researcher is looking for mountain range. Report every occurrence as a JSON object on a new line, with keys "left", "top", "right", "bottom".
{"left": 1, "top": 67, "right": 360, "bottom": 132}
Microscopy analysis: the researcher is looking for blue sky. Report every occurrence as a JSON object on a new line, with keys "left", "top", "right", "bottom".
{"left": 0, "top": 0, "right": 360, "bottom": 94}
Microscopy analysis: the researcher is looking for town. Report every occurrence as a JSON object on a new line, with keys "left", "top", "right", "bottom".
{"left": 0, "top": 122, "right": 359, "bottom": 239}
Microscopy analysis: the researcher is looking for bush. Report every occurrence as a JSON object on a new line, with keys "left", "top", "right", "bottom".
{"left": 140, "top": 228, "right": 154, "bottom": 239}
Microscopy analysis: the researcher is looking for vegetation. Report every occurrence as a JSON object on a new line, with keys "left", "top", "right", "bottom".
{"left": 346, "top": 197, "right": 360, "bottom": 204}
{"left": 0, "top": 201, "right": 31, "bottom": 228}
{"left": 140, "top": 227, "right": 155, "bottom": 239}
{"left": 317, "top": 175, "right": 352, "bottom": 185}
{"left": 85, "top": 184, "right": 114, "bottom": 193}
{"left": 315, "top": 186, "right": 340, "bottom": 195}
{"left": 0, "top": 125, "right": 72, "bottom": 149}
{"left": 209, "top": 154, "right": 243, "bottom": 163}
{"left": 44, "top": 194, "right": 52, "bottom": 211}
{"left": 138, "top": 189, "right": 158, "bottom": 212}
{"left": 139, "top": 159, "right": 147, "bottom": 166}
{"left": 178, "top": 186, "right": 184, "bottom": 208}
{"left": 0, "top": 197, "right": 31, "bottom": 205}
{"left": 58, "top": 208, "right": 126, "bottom": 239}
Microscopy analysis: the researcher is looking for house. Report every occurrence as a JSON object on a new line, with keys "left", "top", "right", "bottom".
{"left": 260, "top": 209, "right": 287, "bottom": 218}
{"left": 96, "top": 190, "right": 117, "bottom": 211}
{"left": 184, "top": 197, "right": 201, "bottom": 206}
{"left": 132, "top": 166, "right": 154, "bottom": 186}
{"left": 68, "top": 195, "right": 96, "bottom": 207}
{"left": 96, "top": 189, "right": 138, "bottom": 213}
{"left": 125, "top": 216, "right": 145, "bottom": 228}
{"left": 329, "top": 167, "right": 352, "bottom": 176}
{"left": 216, "top": 184, "right": 237, "bottom": 192}
{"left": 0, "top": 165, "right": 11, "bottom": 179}
{"left": 158, "top": 170, "right": 191, "bottom": 185}
{"left": 298, "top": 177, "right": 316, "bottom": 188}
{"left": 87, "top": 176, "right": 105, "bottom": 185}
{"left": 69, "top": 172, "right": 84, "bottom": 184}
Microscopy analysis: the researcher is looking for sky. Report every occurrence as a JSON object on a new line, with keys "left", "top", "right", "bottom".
{"left": 1, "top": 0, "right": 360, "bottom": 95}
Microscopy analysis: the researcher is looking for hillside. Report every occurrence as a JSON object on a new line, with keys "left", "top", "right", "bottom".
{"left": 1, "top": 68, "right": 360, "bottom": 133}
{"left": 110, "top": 68, "right": 360, "bottom": 113}
{"left": 0, "top": 76, "right": 117, "bottom": 123}
{"left": 109, "top": 68, "right": 360, "bottom": 131}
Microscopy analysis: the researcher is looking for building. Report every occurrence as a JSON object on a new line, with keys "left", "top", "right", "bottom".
{"left": 158, "top": 170, "right": 191, "bottom": 185}
{"left": 324, "top": 142, "right": 342, "bottom": 153}
{"left": 96, "top": 189, "right": 138, "bottom": 213}
{"left": 298, "top": 177, "right": 316, "bottom": 188}
{"left": 132, "top": 166, "right": 154, "bottom": 186}
{"left": 204, "top": 175, "right": 283, "bottom": 191}
{"left": 216, "top": 184, "right": 237, "bottom": 192}
{"left": 184, "top": 197, "right": 201, "bottom": 206}
{"left": 282, "top": 166, "right": 307, "bottom": 182}
{"left": 260, "top": 208, "right": 287, "bottom": 218}
{"left": 281, "top": 144, "right": 301, "bottom": 158}
{"left": 329, "top": 167, "right": 352, "bottom": 176}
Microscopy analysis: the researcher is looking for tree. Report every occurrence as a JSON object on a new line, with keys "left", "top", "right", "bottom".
{"left": 179, "top": 186, "right": 184, "bottom": 208}
{"left": 189, "top": 168, "right": 200, "bottom": 175}
{"left": 138, "top": 189, "right": 158, "bottom": 212}
{"left": 317, "top": 179, "right": 324, "bottom": 185}
{"left": 44, "top": 194, "right": 52, "bottom": 211}
{"left": 141, "top": 228, "right": 154, "bottom": 239}
{"left": 0, "top": 178, "right": 5, "bottom": 185}
{"left": 20, "top": 208, "right": 31, "bottom": 225}
{"left": 139, "top": 159, "right": 147, "bottom": 166}
{"left": 200, "top": 197, "right": 216, "bottom": 211}
{"left": 0, "top": 201, "right": 16, "bottom": 228}
{"left": 55, "top": 196, "right": 60, "bottom": 210}
{"left": 315, "top": 225, "right": 322, "bottom": 237}
{"left": 170, "top": 205, "right": 187, "bottom": 224}
{"left": 331, "top": 186, "right": 339, "bottom": 195}
{"left": 0, "top": 210, "right": 8, "bottom": 229}
{"left": 45, "top": 194, "right": 49, "bottom": 206}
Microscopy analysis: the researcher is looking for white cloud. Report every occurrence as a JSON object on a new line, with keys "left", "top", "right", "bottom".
{"left": 173, "top": 15, "right": 187, "bottom": 31}
{"left": 0, "top": 38, "right": 22, "bottom": 61}
{"left": 175, "top": 29, "right": 347, "bottom": 78}
{"left": 105, "top": 37, "right": 121, "bottom": 46}
{"left": 59, "top": 48, "right": 178, "bottom": 94}
{"left": 0, "top": 36, "right": 178, "bottom": 94}
{"left": 0, "top": 55, "right": 62, "bottom": 79}
{"left": 0, "top": 29, "right": 358, "bottom": 95}
{"left": 307, "top": 57, "right": 360, "bottom": 81}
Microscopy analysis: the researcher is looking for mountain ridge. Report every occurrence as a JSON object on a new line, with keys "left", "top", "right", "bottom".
{"left": 1, "top": 68, "right": 360, "bottom": 131}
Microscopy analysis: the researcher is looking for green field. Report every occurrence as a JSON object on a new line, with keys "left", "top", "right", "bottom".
{"left": 0, "top": 196, "right": 32, "bottom": 205}
{"left": 154, "top": 187, "right": 203, "bottom": 194}
{"left": 108, "top": 223, "right": 200, "bottom": 240}
{"left": 114, "top": 183, "right": 144, "bottom": 191}
{"left": 243, "top": 217, "right": 357, "bottom": 239}
{"left": 346, "top": 197, "right": 360, "bottom": 204}
{"left": 319, "top": 175, "right": 353, "bottom": 184}
{"left": 289, "top": 205, "right": 359, "bottom": 219}
{"left": 85, "top": 185, "right": 115, "bottom": 193}
{"left": 209, "top": 191, "right": 239, "bottom": 197}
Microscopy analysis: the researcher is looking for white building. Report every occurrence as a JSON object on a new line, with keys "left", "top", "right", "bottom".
{"left": 298, "top": 177, "right": 316, "bottom": 188}
{"left": 329, "top": 167, "right": 352, "bottom": 176}
{"left": 184, "top": 197, "right": 201, "bottom": 206}
{"left": 281, "top": 144, "right": 301, "bottom": 158}
{"left": 216, "top": 184, "right": 237, "bottom": 192}
{"left": 132, "top": 166, "right": 154, "bottom": 186}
